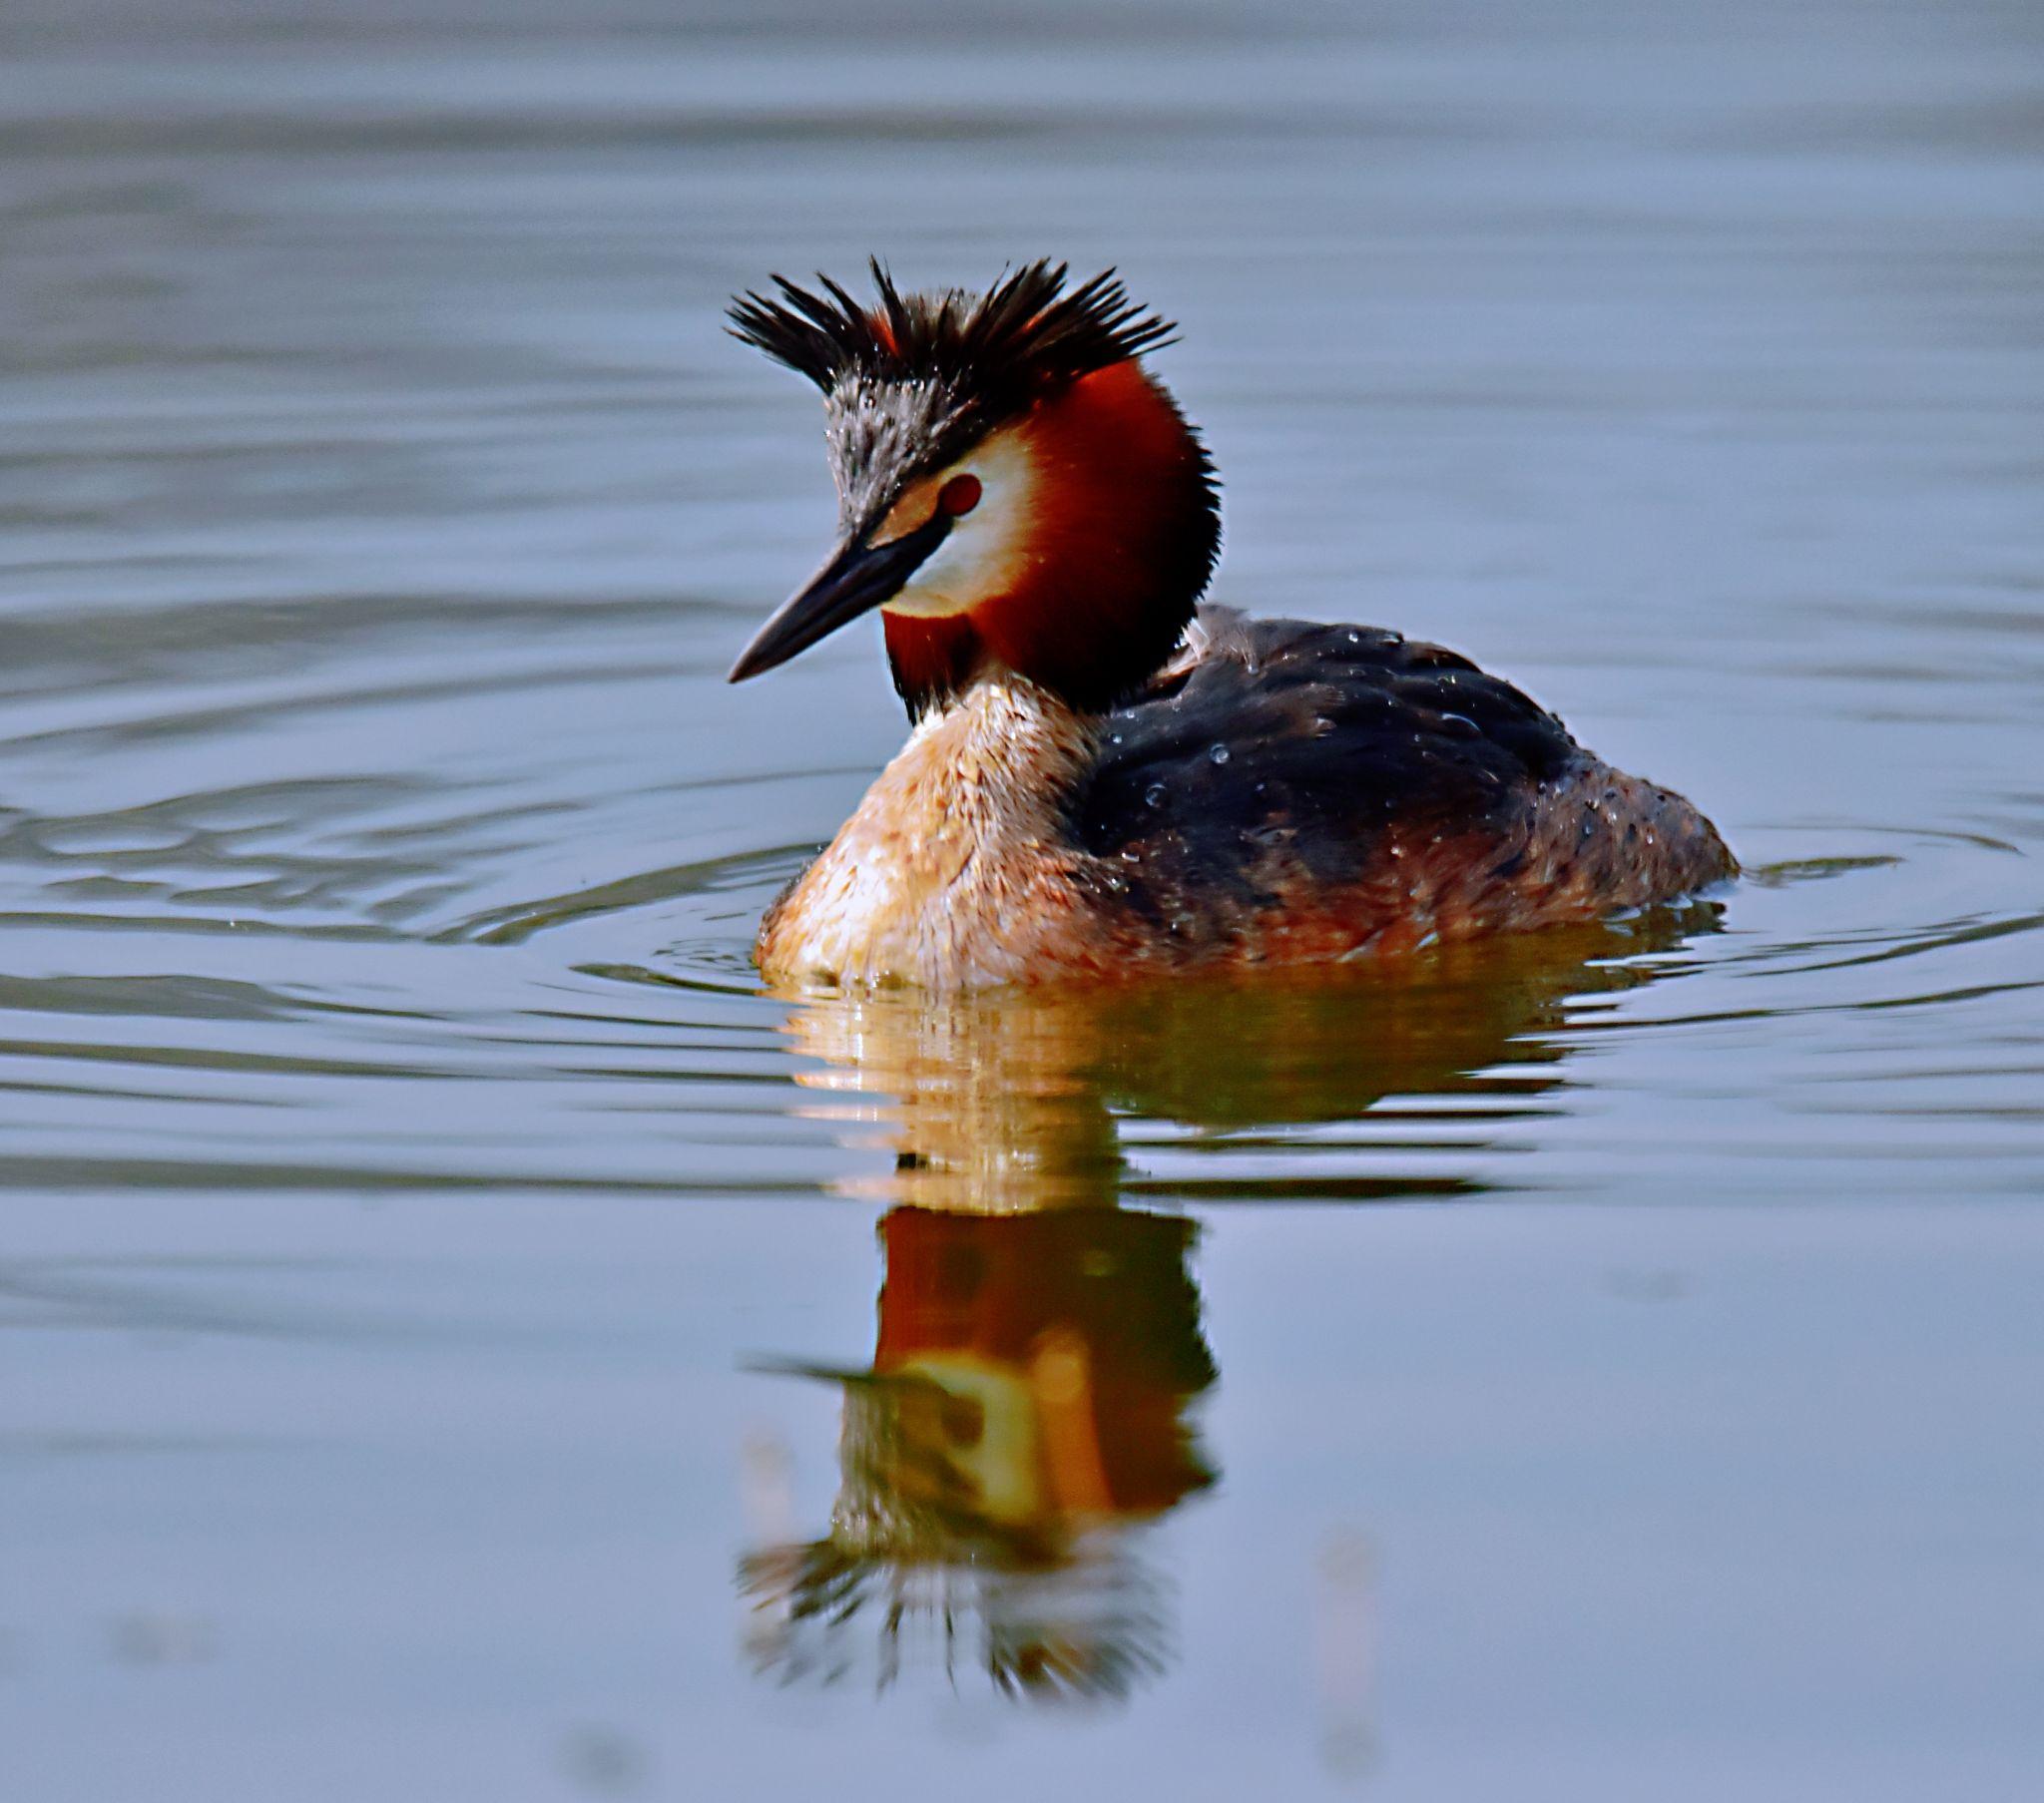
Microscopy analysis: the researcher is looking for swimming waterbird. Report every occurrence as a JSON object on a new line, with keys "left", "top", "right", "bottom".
{"left": 728, "top": 261, "right": 1734, "bottom": 991}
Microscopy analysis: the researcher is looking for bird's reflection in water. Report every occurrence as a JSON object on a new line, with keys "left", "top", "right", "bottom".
{"left": 744, "top": 1204, "right": 1215, "bottom": 1699}
{"left": 741, "top": 906, "right": 1718, "bottom": 1703}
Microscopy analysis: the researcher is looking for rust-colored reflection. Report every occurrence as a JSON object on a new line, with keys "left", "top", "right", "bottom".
{"left": 743, "top": 1204, "right": 1216, "bottom": 1700}
{"left": 742, "top": 907, "right": 1716, "bottom": 1702}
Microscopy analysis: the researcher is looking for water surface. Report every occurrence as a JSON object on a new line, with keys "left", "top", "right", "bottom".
{"left": 3, "top": 2, "right": 2042, "bottom": 1797}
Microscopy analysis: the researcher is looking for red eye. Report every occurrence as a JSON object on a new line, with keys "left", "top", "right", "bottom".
{"left": 938, "top": 473, "right": 982, "bottom": 517}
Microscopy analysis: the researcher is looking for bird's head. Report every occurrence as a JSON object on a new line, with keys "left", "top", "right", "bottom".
{"left": 728, "top": 259, "right": 1221, "bottom": 716}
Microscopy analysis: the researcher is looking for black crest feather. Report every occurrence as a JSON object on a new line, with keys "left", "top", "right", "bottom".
{"left": 728, "top": 258, "right": 1176, "bottom": 410}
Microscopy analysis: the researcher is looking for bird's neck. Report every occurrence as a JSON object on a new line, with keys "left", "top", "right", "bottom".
{"left": 895, "top": 674, "right": 1101, "bottom": 820}
{"left": 757, "top": 676, "right": 1106, "bottom": 990}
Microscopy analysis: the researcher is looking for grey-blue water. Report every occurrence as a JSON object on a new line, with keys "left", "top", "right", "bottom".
{"left": 3, "top": 2, "right": 2041, "bottom": 1797}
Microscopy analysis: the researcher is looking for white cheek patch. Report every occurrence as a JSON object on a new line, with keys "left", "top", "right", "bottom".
{"left": 880, "top": 433, "right": 1037, "bottom": 621}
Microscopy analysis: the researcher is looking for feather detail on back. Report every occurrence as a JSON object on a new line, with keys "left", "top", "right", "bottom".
{"left": 1058, "top": 608, "right": 1735, "bottom": 963}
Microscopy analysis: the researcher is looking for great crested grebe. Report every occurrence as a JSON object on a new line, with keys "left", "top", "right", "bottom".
{"left": 728, "top": 260, "right": 1734, "bottom": 992}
